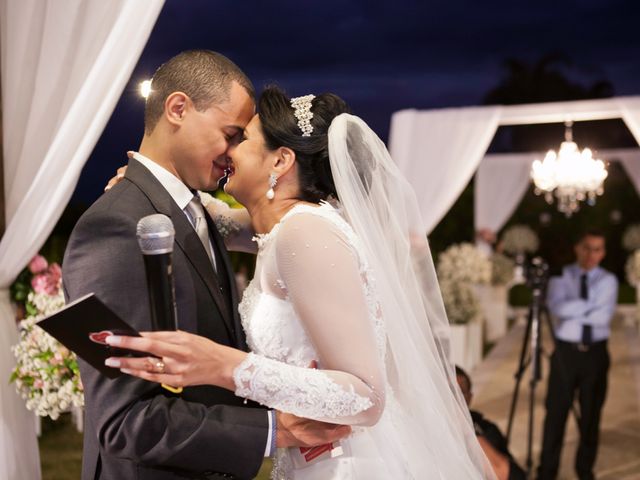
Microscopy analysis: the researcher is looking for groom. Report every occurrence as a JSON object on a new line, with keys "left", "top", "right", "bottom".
{"left": 63, "top": 50, "right": 348, "bottom": 480}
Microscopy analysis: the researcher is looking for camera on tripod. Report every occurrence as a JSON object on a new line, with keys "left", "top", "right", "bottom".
{"left": 506, "top": 255, "right": 553, "bottom": 475}
{"left": 524, "top": 256, "right": 550, "bottom": 291}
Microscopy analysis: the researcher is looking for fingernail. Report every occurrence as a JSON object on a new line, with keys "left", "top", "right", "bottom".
{"left": 105, "top": 358, "right": 120, "bottom": 368}
{"left": 120, "top": 368, "right": 133, "bottom": 375}
{"left": 104, "top": 186, "right": 111, "bottom": 191}
{"left": 105, "top": 335, "right": 122, "bottom": 346}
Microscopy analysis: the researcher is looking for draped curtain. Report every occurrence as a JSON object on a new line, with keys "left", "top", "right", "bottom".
{"left": 0, "top": 1, "right": 164, "bottom": 478}
{"left": 389, "top": 106, "right": 501, "bottom": 233}
{"left": 618, "top": 98, "right": 640, "bottom": 193}
{"left": 389, "top": 96, "right": 640, "bottom": 236}
{"left": 474, "top": 153, "right": 535, "bottom": 234}
{"left": 618, "top": 154, "right": 640, "bottom": 193}
{"left": 474, "top": 150, "right": 640, "bottom": 239}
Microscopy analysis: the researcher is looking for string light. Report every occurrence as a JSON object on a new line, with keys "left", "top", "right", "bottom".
{"left": 139, "top": 80, "right": 152, "bottom": 99}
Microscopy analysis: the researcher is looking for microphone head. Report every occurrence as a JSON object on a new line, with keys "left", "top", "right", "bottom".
{"left": 136, "top": 214, "right": 175, "bottom": 254}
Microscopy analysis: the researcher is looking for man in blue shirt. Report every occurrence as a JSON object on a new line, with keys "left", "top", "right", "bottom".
{"left": 537, "top": 229, "right": 618, "bottom": 480}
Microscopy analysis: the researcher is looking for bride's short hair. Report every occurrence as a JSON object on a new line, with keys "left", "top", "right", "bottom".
{"left": 258, "top": 86, "right": 350, "bottom": 203}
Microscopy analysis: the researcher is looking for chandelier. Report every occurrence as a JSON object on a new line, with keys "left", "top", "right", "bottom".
{"left": 530, "top": 121, "right": 608, "bottom": 217}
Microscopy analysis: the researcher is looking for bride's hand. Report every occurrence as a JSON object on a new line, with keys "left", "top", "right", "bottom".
{"left": 104, "top": 330, "right": 247, "bottom": 391}
{"left": 104, "top": 151, "right": 134, "bottom": 191}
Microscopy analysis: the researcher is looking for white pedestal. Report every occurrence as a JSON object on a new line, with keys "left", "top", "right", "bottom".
{"left": 35, "top": 406, "right": 83, "bottom": 437}
{"left": 35, "top": 412, "right": 41, "bottom": 437}
{"left": 449, "top": 320, "right": 483, "bottom": 372}
{"left": 636, "top": 288, "right": 640, "bottom": 327}
{"left": 71, "top": 405, "right": 84, "bottom": 433}
{"left": 476, "top": 285, "right": 508, "bottom": 342}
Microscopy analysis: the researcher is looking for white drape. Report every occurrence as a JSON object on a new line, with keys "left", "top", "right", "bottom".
{"left": 602, "top": 148, "right": 640, "bottom": 197}
{"left": 0, "top": 1, "right": 164, "bottom": 478}
{"left": 618, "top": 98, "right": 640, "bottom": 145}
{"left": 389, "top": 106, "right": 501, "bottom": 233}
{"left": 618, "top": 98, "right": 640, "bottom": 194}
{"left": 474, "top": 153, "right": 535, "bottom": 233}
{"left": 390, "top": 96, "right": 640, "bottom": 235}
{"left": 473, "top": 149, "right": 640, "bottom": 237}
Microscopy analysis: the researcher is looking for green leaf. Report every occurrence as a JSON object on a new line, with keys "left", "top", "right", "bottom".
{"left": 26, "top": 303, "right": 38, "bottom": 316}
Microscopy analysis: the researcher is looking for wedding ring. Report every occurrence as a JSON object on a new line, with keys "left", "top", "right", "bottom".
{"left": 147, "top": 357, "right": 165, "bottom": 373}
{"left": 154, "top": 360, "right": 166, "bottom": 373}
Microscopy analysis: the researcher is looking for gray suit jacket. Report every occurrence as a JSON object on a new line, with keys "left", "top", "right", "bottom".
{"left": 63, "top": 159, "right": 269, "bottom": 480}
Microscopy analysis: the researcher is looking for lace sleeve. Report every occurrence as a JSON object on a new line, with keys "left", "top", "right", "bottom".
{"left": 232, "top": 212, "right": 385, "bottom": 426}
{"left": 200, "top": 192, "right": 256, "bottom": 253}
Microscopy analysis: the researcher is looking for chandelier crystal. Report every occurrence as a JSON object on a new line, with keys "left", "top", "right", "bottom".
{"left": 530, "top": 121, "right": 608, "bottom": 217}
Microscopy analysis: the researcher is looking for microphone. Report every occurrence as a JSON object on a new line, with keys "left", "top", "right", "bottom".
{"left": 136, "top": 214, "right": 178, "bottom": 331}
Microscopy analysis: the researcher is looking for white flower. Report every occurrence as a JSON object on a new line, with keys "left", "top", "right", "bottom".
{"left": 500, "top": 225, "right": 539, "bottom": 254}
{"left": 437, "top": 243, "right": 491, "bottom": 285}
{"left": 491, "top": 253, "right": 515, "bottom": 286}
{"left": 439, "top": 280, "right": 481, "bottom": 325}
{"left": 11, "top": 279, "right": 84, "bottom": 419}
{"left": 622, "top": 224, "right": 640, "bottom": 252}
{"left": 436, "top": 243, "right": 491, "bottom": 324}
{"left": 625, "top": 250, "right": 640, "bottom": 286}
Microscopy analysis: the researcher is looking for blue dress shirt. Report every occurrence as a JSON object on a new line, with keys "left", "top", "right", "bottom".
{"left": 546, "top": 264, "right": 618, "bottom": 343}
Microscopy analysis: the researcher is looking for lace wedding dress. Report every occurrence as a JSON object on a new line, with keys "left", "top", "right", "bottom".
{"left": 207, "top": 113, "right": 492, "bottom": 479}
{"left": 234, "top": 201, "right": 403, "bottom": 479}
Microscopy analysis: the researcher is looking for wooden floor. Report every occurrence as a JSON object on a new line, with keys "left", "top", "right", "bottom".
{"left": 471, "top": 312, "right": 640, "bottom": 479}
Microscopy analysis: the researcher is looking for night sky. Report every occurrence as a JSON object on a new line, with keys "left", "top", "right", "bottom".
{"left": 71, "top": 0, "right": 640, "bottom": 205}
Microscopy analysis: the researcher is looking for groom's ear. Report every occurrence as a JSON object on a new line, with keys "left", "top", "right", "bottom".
{"left": 273, "top": 147, "right": 296, "bottom": 176}
{"left": 165, "top": 92, "right": 189, "bottom": 126}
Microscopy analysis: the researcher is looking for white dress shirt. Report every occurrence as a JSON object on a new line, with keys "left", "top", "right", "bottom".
{"left": 132, "top": 152, "right": 216, "bottom": 271}
{"left": 547, "top": 263, "right": 618, "bottom": 343}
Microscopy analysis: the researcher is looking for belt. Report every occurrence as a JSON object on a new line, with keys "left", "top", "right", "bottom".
{"left": 556, "top": 338, "right": 607, "bottom": 352}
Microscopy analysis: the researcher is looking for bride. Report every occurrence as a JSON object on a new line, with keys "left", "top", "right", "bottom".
{"left": 107, "top": 86, "right": 493, "bottom": 479}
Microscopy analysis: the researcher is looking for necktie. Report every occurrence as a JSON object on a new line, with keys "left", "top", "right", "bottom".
{"left": 580, "top": 273, "right": 592, "bottom": 345}
{"left": 185, "top": 194, "right": 215, "bottom": 269}
{"left": 186, "top": 195, "right": 233, "bottom": 327}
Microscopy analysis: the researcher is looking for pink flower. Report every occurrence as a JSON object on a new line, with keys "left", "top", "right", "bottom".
{"left": 48, "top": 263, "right": 62, "bottom": 285}
{"left": 28, "top": 255, "right": 48, "bottom": 274}
{"left": 31, "top": 274, "right": 49, "bottom": 294}
{"left": 33, "top": 379, "right": 44, "bottom": 389}
{"left": 31, "top": 265, "right": 62, "bottom": 295}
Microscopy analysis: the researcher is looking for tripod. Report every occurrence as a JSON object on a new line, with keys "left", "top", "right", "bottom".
{"left": 507, "top": 277, "right": 553, "bottom": 477}
{"left": 505, "top": 274, "right": 581, "bottom": 477}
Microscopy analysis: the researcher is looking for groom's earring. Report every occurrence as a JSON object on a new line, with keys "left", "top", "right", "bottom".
{"left": 266, "top": 173, "right": 278, "bottom": 200}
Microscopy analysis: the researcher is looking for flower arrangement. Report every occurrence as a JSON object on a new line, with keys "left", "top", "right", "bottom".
{"left": 437, "top": 243, "right": 491, "bottom": 324}
{"left": 10, "top": 255, "right": 84, "bottom": 419}
{"left": 436, "top": 243, "right": 492, "bottom": 285}
{"left": 439, "top": 281, "right": 481, "bottom": 325}
{"left": 622, "top": 224, "right": 640, "bottom": 252}
{"left": 500, "top": 225, "right": 539, "bottom": 255}
{"left": 490, "top": 253, "right": 515, "bottom": 286}
{"left": 625, "top": 250, "right": 640, "bottom": 287}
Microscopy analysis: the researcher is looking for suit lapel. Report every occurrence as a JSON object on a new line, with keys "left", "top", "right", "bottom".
{"left": 205, "top": 212, "right": 248, "bottom": 350}
{"left": 124, "top": 160, "right": 236, "bottom": 339}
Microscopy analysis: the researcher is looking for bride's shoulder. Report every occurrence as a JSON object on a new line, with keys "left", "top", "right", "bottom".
{"left": 276, "top": 202, "right": 355, "bottom": 249}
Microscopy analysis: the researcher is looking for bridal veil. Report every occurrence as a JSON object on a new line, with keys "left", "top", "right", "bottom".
{"left": 328, "top": 114, "right": 495, "bottom": 478}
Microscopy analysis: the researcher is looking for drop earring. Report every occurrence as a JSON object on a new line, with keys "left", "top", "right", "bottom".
{"left": 266, "top": 173, "right": 278, "bottom": 200}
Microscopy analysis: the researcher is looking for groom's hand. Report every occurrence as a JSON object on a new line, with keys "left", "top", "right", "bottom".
{"left": 274, "top": 358, "right": 350, "bottom": 448}
{"left": 275, "top": 412, "right": 351, "bottom": 448}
